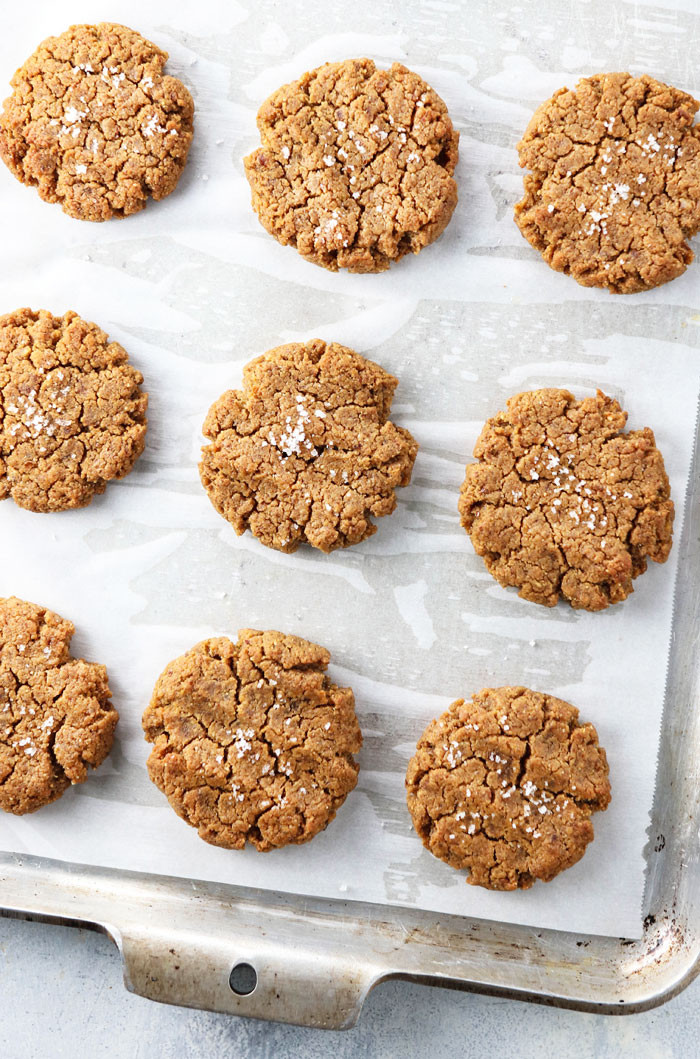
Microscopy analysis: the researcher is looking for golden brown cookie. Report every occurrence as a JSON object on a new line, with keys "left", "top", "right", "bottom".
{"left": 514, "top": 73, "right": 700, "bottom": 292}
{"left": 244, "top": 58, "right": 459, "bottom": 272}
{"left": 199, "top": 339, "right": 417, "bottom": 553}
{"left": 142, "top": 630, "right": 362, "bottom": 851}
{"left": 0, "top": 308, "right": 147, "bottom": 512}
{"left": 0, "top": 22, "right": 194, "bottom": 221}
{"left": 459, "top": 389, "right": 673, "bottom": 611}
{"left": 0, "top": 597, "right": 117, "bottom": 815}
{"left": 406, "top": 687, "right": 610, "bottom": 891}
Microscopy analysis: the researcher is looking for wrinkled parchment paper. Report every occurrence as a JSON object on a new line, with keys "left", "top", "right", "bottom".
{"left": 1, "top": 0, "right": 699, "bottom": 938}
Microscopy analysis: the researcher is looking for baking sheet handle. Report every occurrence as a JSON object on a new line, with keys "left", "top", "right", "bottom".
{"left": 118, "top": 923, "right": 376, "bottom": 1028}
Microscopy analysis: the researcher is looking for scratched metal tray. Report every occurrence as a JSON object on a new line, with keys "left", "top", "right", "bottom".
{"left": 1, "top": 412, "right": 698, "bottom": 1030}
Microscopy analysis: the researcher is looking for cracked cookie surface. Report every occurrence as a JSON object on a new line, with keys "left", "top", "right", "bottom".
{"left": 199, "top": 339, "right": 418, "bottom": 553}
{"left": 514, "top": 73, "right": 700, "bottom": 292}
{"left": 0, "top": 22, "right": 194, "bottom": 221}
{"left": 0, "top": 596, "right": 117, "bottom": 815}
{"left": 0, "top": 308, "right": 147, "bottom": 512}
{"left": 406, "top": 687, "right": 610, "bottom": 891}
{"left": 142, "top": 630, "right": 362, "bottom": 851}
{"left": 244, "top": 58, "right": 459, "bottom": 272}
{"left": 459, "top": 389, "right": 673, "bottom": 611}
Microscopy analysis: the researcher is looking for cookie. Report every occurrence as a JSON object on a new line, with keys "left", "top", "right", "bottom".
{"left": 459, "top": 389, "right": 673, "bottom": 611}
{"left": 406, "top": 687, "right": 610, "bottom": 891}
{"left": 0, "top": 308, "right": 147, "bottom": 512}
{"left": 0, "top": 22, "right": 194, "bottom": 221}
{"left": 0, "top": 597, "right": 117, "bottom": 815}
{"left": 244, "top": 58, "right": 459, "bottom": 272}
{"left": 199, "top": 339, "right": 418, "bottom": 553}
{"left": 142, "top": 630, "right": 362, "bottom": 851}
{"left": 514, "top": 73, "right": 700, "bottom": 293}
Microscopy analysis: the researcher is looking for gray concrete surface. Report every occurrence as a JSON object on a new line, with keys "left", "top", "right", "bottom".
{"left": 0, "top": 915, "right": 696, "bottom": 1058}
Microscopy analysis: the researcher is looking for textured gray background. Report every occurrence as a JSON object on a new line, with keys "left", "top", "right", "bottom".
{"left": 1, "top": 916, "right": 698, "bottom": 1057}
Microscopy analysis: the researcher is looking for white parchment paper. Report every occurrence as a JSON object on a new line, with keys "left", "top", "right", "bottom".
{"left": 0, "top": 0, "right": 699, "bottom": 939}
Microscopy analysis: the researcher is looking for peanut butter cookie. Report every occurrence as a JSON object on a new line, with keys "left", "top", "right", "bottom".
{"left": 0, "top": 22, "right": 194, "bottom": 220}
{"left": 459, "top": 389, "right": 673, "bottom": 611}
{"left": 199, "top": 339, "right": 418, "bottom": 553}
{"left": 406, "top": 687, "right": 611, "bottom": 891}
{"left": 515, "top": 73, "right": 700, "bottom": 292}
{"left": 244, "top": 58, "right": 459, "bottom": 272}
{"left": 142, "top": 630, "right": 362, "bottom": 851}
{"left": 0, "top": 308, "right": 147, "bottom": 512}
{"left": 0, "top": 597, "right": 117, "bottom": 815}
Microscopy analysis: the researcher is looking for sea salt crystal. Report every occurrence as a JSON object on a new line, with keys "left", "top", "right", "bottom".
{"left": 233, "top": 728, "right": 254, "bottom": 758}
{"left": 64, "top": 105, "right": 86, "bottom": 125}
{"left": 142, "top": 113, "right": 165, "bottom": 137}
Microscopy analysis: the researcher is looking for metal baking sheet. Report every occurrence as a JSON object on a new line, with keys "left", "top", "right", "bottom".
{"left": 1, "top": 0, "right": 700, "bottom": 1027}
